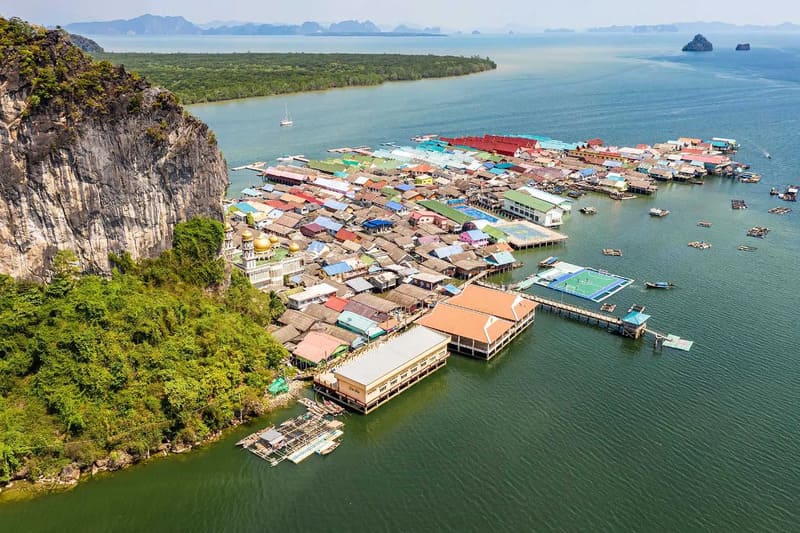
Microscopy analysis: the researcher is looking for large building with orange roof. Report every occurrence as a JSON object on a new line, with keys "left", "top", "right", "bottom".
{"left": 417, "top": 284, "right": 537, "bottom": 360}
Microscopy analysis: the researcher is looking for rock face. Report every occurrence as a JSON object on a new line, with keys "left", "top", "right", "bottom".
{"left": 736, "top": 43, "right": 751, "bottom": 51}
{"left": 682, "top": 34, "right": 713, "bottom": 52}
{"left": 66, "top": 33, "right": 104, "bottom": 53}
{"left": 0, "top": 18, "right": 227, "bottom": 280}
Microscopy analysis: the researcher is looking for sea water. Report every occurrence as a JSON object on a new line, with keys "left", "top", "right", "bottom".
{"left": 1, "top": 33, "right": 798, "bottom": 532}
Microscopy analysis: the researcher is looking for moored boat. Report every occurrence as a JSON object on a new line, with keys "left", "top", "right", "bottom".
{"left": 580, "top": 206, "right": 597, "bottom": 214}
{"left": 649, "top": 208, "right": 669, "bottom": 217}
{"left": 317, "top": 440, "right": 341, "bottom": 456}
{"left": 738, "top": 172, "right": 761, "bottom": 183}
{"left": 645, "top": 281, "right": 675, "bottom": 289}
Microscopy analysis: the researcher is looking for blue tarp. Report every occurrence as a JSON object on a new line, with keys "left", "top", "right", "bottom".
{"left": 579, "top": 168, "right": 596, "bottom": 177}
{"left": 362, "top": 219, "right": 393, "bottom": 229}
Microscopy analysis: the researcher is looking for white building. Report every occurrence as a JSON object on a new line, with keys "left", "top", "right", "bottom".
{"left": 502, "top": 190, "right": 564, "bottom": 227}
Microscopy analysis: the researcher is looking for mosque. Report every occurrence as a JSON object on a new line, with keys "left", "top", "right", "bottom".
{"left": 225, "top": 223, "right": 305, "bottom": 289}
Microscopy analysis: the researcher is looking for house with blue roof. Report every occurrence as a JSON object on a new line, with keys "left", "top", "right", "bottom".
{"left": 621, "top": 310, "right": 651, "bottom": 338}
{"left": 486, "top": 251, "right": 516, "bottom": 268}
{"left": 337, "top": 311, "right": 385, "bottom": 340}
{"left": 323, "top": 199, "right": 349, "bottom": 212}
{"left": 385, "top": 201, "right": 409, "bottom": 216}
{"left": 312, "top": 216, "right": 344, "bottom": 234}
{"left": 432, "top": 244, "right": 464, "bottom": 259}
{"left": 459, "top": 229, "right": 490, "bottom": 247}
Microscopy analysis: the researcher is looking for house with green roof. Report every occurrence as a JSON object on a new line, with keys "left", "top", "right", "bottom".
{"left": 502, "top": 190, "right": 564, "bottom": 227}
{"left": 417, "top": 200, "right": 473, "bottom": 227}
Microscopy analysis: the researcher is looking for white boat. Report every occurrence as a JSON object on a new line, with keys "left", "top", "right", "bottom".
{"left": 280, "top": 105, "right": 293, "bottom": 127}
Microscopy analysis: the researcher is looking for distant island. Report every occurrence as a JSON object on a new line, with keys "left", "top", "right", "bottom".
{"left": 544, "top": 28, "right": 575, "bottom": 33}
{"left": 736, "top": 43, "right": 751, "bottom": 51}
{"left": 580, "top": 21, "right": 800, "bottom": 33}
{"left": 682, "top": 34, "right": 713, "bottom": 52}
{"left": 64, "top": 14, "right": 445, "bottom": 36}
{"left": 94, "top": 52, "right": 497, "bottom": 104}
{"left": 588, "top": 24, "right": 678, "bottom": 33}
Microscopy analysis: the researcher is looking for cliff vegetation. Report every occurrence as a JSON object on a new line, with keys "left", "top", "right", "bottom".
{"left": 0, "top": 218, "right": 287, "bottom": 487}
{"left": 93, "top": 52, "right": 498, "bottom": 104}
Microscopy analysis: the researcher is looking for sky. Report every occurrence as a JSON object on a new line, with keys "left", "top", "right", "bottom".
{"left": 1, "top": 0, "right": 799, "bottom": 30}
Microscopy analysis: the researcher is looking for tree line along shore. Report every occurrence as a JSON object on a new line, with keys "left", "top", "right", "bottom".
{"left": 92, "top": 52, "right": 497, "bottom": 104}
{"left": 0, "top": 219, "right": 289, "bottom": 494}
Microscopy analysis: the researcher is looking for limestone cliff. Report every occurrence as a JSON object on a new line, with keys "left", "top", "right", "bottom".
{"left": 0, "top": 17, "right": 227, "bottom": 279}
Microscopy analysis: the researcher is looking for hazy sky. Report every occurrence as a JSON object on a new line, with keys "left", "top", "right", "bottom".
{"left": 2, "top": 0, "right": 799, "bottom": 29}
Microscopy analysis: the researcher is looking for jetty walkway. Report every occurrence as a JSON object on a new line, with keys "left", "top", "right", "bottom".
{"left": 476, "top": 280, "right": 671, "bottom": 341}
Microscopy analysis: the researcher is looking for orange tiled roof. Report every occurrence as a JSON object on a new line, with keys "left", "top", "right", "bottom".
{"left": 445, "top": 285, "right": 537, "bottom": 322}
{"left": 417, "top": 303, "right": 512, "bottom": 343}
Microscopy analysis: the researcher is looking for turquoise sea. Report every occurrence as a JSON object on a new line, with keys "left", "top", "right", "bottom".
{"left": 1, "top": 33, "right": 798, "bottom": 531}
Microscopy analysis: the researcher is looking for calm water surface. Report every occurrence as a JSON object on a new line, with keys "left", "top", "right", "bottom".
{"left": 1, "top": 34, "right": 798, "bottom": 532}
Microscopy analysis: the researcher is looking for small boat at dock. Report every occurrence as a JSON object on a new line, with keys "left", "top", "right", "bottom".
{"left": 538, "top": 256, "right": 559, "bottom": 267}
{"left": 738, "top": 172, "right": 761, "bottom": 183}
{"left": 645, "top": 281, "right": 675, "bottom": 289}
{"left": 317, "top": 440, "right": 341, "bottom": 456}
{"left": 599, "top": 303, "right": 616, "bottom": 312}
{"left": 649, "top": 208, "right": 670, "bottom": 217}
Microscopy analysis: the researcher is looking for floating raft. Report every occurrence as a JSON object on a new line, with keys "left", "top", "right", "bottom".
{"left": 662, "top": 334, "right": 694, "bottom": 352}
{"left": 768, "top": 207, "right": 792, "bottom": 215}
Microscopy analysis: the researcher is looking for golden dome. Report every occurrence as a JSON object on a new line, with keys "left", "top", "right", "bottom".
{"left": 269, "top": 235, "right": 279, "bottom": 244}
{"left": 288, "top": 242, "right": 301, "bottom": 253}
{"left": 224, "top": 222, "right": 233, "bottom": 232}
{"left": 241, "top": 230, "right": 254, "bottom": 241}
{"left": 254, "top": 236, "right": 272, "bottom": 252}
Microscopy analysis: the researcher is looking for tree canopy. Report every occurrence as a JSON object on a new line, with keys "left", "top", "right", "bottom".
{"left": 94, "top": 52, "right": 497, "bottom": 104}
{"left": 0, "top": 218, "right": 286, "bottom": 484}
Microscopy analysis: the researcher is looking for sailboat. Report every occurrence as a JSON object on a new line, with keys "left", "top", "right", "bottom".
{"left": 280, "top": 104, "right": 293, "bottom": 127}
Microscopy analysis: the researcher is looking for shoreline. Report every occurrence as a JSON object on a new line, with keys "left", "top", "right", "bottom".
{"left": 0, "top": 379, "right": 308, "bottom": 504}
{"left": 183, "top": 68, "right": 498, "bottom": 106}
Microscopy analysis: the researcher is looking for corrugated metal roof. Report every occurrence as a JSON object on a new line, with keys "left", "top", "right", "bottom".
{"left": 337, "top": 311, "right": 384, "bottom": 338}
{"left": 503, "top": 190, "right": 559, "bottom": 213}
{"left": 334, "top": 326, "right": 449, "bottom": 386}
{"left": 345, "top": 277, "right": 374, "bottom": 293}
{"left": 323, "top": 262, "right": 354, "bottom": 276}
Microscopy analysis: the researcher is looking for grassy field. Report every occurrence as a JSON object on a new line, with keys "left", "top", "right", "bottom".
{"left": 94, "top": 52, "right": 497, "bottom": 104}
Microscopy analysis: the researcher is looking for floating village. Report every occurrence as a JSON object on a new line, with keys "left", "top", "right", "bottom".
{"left": 227, "top": 133, "right": 791, "bottom": 463}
